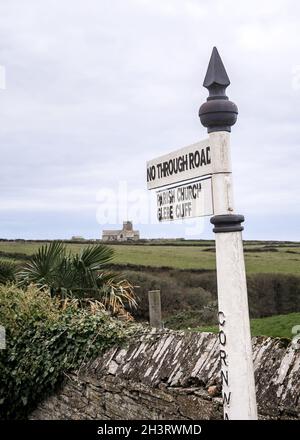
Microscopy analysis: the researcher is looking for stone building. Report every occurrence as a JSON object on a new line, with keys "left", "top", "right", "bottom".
{"left": 71, "top": 236, "right": 85, "bottom": 241}
{"left": 102, "top": 221, "right": 140, "bottom": 242}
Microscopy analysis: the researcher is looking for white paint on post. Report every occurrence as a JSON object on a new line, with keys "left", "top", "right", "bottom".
{"left": 156, "top": 178, "right": 213, "bottom": 222}
{"left": 215, "top": 231, "right": 257, "bottom": 419}
{"left": 147, "top": 138, "right": 211, "bottom": 190}
{"left": 210, "top": 131, "right": 234, "bottom": 215}
{"left": 210, "top": 130, "right": 257, "bottom": 420}
{"left": 146, "top": 45, "right": 258, "bottom": 419}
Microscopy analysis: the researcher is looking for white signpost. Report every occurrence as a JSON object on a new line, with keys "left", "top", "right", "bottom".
{"left": 147, "top": 139, "right": 212, "bottom": 190}
{"left": 156, "top": 178, "right": 213, "bottom": 222}
{"left": 146, "top": 47, "right": 257, "bottom": 420}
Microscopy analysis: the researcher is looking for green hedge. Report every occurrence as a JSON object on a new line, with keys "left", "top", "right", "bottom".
{"left": 0, "top": 284, "right": 137, "bottom": 419}
{"left": 122, "top": 268, "right": 300, "bottom": 323}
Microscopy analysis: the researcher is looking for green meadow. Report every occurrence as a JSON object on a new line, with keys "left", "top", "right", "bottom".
{"left": 0, "top": 240, "right": 299, "bottom": 338}
{"left": 192, "top": 312, "right": 300, "bottom": 339}
{"left": 1, "top": 240, "right": 299, "bottom": 275}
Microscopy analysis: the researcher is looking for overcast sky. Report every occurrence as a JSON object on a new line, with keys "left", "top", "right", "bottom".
{"left": 0, "top": 0, "right": 299, "bottom": 240}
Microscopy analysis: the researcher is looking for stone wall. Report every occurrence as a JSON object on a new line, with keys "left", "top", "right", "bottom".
{"left": 30, "top": 330, "right": 300, "bottom": 420}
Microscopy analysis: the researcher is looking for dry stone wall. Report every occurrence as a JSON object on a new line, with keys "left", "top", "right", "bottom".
{"left": 30, "top": 330, "right": 300, "bottom": 420}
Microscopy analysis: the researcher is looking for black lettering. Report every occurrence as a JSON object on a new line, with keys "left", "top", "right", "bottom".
{"left": 178, "top": 154, "right": 188, "bottom": 172}
{"left": 147, "top": 166, "right": 156, "bottom": 182}
{"left": 157, "top": 163, "right": 162, "bottom": 178}
{"left": 220, "top": 349, "right": 227, "bottom": 366}
{"left": 157, "top": 207, "right": 162, "bottom": 221}
{"left": 189, "top": 152, "right": 195, "bottom": 169}
{"left": 200, "top": 148, "right": 207, "bottom": 166}
{"left": 187, "top": 202, "right": 192, "bottom": 216}
{"left": 221, "top": 369, "right": 229, "bottom": 386}
{"left": 206, "top": 146, "right": 211, "bottom": 164}
{"left": 219, "top": 330, "right": 226, "bottom": 346}
{"left": 173, "top": 158, "right": 179, "bottom": 174}
{"left": 162, "top": 160, "right": 169, "bottom": 177}
{"left": 218, "top": 311, "right": 226, "bottom": 326}
{"left": 194, "top": 150, "right": 200, "bottom": 167}
{"left": 223, "top": 391, "right": 231, "bottom": 405}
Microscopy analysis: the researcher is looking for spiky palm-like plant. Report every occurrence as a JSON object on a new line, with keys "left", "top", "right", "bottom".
{"left": 17, "top": 241, "right": 137, "bottom": 318}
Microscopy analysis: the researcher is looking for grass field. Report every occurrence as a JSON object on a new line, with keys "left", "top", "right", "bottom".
{"left": 1, "top": 240, "right": 299, "bottom": 339}
{"left": 192, "top": 312, "right": 300, "bottom": 339}
{"left": 1, "top": 241, "right": 300, "bottom": 275}
{"left": 114, "top": 244, "right": 300, "bottom": 274}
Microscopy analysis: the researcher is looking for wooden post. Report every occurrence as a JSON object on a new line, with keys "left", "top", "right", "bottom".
{"left": 148, "top": 290, "right": 162, "bottom": 329}
{"left": 199, "top": 48, "right": 257, "bottom": 420}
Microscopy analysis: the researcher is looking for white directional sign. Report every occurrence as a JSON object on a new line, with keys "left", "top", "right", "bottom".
{"left": 147, "top": 139, "right": 212, "bottom": 190}
{"left": 156, "top": 178, "right": 213, "bottom": 222}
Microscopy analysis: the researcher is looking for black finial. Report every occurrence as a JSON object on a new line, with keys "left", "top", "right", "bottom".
{"left": 199, "top": 47, "right": 238, "bottom": 133}
{"left": 203, "top": 47, "right": 230, "bottom": 100}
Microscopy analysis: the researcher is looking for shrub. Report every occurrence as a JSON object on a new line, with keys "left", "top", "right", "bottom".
{"left": 0, "top": 284, "right": 138, "bottom": 419}
{"left": 0, "top": 260, "right": 17, "bottom": 284}
{"left": 16, "top": 242, "right": 137, "bottom": 319}
{"left": 247, "top": 273, "right": 300, "bottom": 318}
{"left": 122, "top": 270, "right": 213, "bottom": 320}
{"left": 122, "top": 268, "right": 300, "bottom": 325}
{"left": 164, "top": 304, "right": 218, "bottom": 330}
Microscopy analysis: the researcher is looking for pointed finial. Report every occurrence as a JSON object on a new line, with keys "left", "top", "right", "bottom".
{"left": 203, "top": 47, "right": 230, "bottom": 100}
{"left": 199, "top": 47, "right": 238, "bottom": 133}
{"left": 203, "top": 48, "right": 230, "bottom": 87}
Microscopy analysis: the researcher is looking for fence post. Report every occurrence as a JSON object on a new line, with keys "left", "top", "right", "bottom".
{"left": 148, "top": 290, "right": 162, "bottom": 329}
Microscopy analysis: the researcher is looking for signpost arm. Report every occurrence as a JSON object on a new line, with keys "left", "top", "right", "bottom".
{"left": 199, "top": 47, "right": 258, "bottom": 420}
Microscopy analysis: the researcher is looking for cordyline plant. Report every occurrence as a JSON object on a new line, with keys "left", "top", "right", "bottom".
{"left": 17, "top": 241, "right": 137, "bottom": 320}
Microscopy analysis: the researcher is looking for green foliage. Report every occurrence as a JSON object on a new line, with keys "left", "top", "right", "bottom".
{"left": 0, "top": 260, "right": 17, "bottom": 284}
{"left": 0, "top": 284, "right": 138, "bottom": 420}
{"left": 164, "top": 306, "right": 218, "bottom": 330}
{"left": 191, "top": 312, "right": 300, "bottom": 339}
{"left": 17, "top": 241, "right": 114, "bottom": 293}
{"left": 247, "top": 273, "right": 300, "bottom": 318}
{"left": 122, "top": 269, "right": 214, "bottom": 320}
{"left": 16, "top": 242, "right": 137, "bottom": 318}
{"left": 123, "top": 268, "right": 300, "bottom": 323}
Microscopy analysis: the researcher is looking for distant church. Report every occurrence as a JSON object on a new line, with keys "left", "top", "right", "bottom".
{"left": 102, "top": 221, "right": 140, "bottom": 242}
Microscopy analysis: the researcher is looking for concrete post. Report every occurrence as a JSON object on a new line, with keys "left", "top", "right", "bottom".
{"left": 199, "top": 47, "right": 257, "bottom": 420}
{"left": 148, "top": 290, "right": 162, "bottom": 329}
